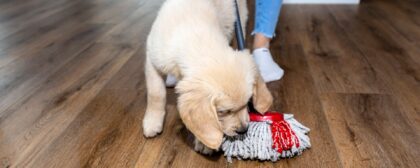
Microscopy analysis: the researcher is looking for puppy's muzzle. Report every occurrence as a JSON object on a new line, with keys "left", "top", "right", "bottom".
{"left": 235, "top": 124, "right": 249, "bottom": 135}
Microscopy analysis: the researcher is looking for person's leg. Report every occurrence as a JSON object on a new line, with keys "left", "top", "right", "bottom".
{"left": 252, "top": 0, "right": 284, "bottom": 82}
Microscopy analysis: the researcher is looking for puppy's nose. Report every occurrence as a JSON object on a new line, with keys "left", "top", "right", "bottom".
{"left": 235, "top": 125, "right": 249, "bottom": 134}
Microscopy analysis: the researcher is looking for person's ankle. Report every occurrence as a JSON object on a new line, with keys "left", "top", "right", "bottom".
{"left": 253, "top": 33, "right": 271, "bottom": 49}
{"left": 252, "top": 48, "right": 284, "bottom": 82}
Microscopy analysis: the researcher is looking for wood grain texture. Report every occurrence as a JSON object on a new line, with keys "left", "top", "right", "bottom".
{"left": 0, "top": 0, "right": 419, "bottom": 167}
{"left": 326, "top": 4, "right": 420, "bottom": 131}
{"left": 296, "top": 5, "right": 388, "bottom": 94}
{"left": 320, "top": 93, "right": 419, "bottom": 168}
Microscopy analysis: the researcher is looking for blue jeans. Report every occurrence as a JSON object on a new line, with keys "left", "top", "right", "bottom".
{"left": 252, "top": 0, "right": 283, "bottom": 38}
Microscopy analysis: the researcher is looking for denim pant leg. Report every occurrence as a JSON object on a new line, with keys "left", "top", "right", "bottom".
{"left": 252, "top": 0, "right": 283, "bottom": 38}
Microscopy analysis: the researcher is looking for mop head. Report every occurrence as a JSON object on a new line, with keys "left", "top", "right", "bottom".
{"left": 221, "top": 112, "right": 311, "bottom": 162}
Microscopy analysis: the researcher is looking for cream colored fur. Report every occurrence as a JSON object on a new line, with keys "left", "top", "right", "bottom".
{"left": 143, "top": 0, "right": 272, "bottom": 153}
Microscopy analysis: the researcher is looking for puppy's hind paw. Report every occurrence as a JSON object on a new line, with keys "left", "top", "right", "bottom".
{"left": 194, "top": 138, "right": 217, "bottom": 155}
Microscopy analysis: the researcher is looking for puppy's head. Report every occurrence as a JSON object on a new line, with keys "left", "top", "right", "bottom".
{"left": 176, "top": 50, "right": 273, "bottom": 149}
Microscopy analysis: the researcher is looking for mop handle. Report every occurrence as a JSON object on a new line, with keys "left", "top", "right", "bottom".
{"left": 234, "top": 0, "right": 259, "bottom": 112}
{"left": 234, "top": 0, "right": 246, "bottom": 50}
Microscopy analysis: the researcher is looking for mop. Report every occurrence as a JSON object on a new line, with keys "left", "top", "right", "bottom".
{"left": 221, "top": 0, "right": 311, "bottom": 162}
{"left": 221, "top": 112, "right": 311, "bottom": 162}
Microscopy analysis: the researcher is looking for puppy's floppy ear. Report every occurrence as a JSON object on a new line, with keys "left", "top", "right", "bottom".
{"left": 252, "top": 74, "right": 273, "bottom": 114}
{"left": 176, "top": 80, "right": 223, "bottom": 149}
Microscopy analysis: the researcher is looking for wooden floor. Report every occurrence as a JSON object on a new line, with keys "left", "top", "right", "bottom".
{"left": 0, "top": 0, "right": 419, "bottom": 167}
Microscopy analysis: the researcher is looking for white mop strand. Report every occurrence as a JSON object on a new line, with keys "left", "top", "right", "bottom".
{"left": 284, "top": 114, "right": 311, "bottom": 156}
{"left": 222, "top": 121, "right": 280, "bottom": 163}
{"left": 221, "top": 114, "right": 311, "bottom": 162}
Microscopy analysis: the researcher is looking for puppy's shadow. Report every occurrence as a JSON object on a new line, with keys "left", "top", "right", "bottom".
{"left": 168, "top": 86, "right": 223, "bottom": 161}
{"left": 177, "top": 125, "right": 223, "bottom": 161}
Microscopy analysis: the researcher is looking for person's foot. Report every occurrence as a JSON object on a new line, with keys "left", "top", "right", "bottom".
{"left": 253, "top": 48, "right": 284, "bottom": 82}
{"left": 165, "top": 74, "right": 178, "bottom": 87}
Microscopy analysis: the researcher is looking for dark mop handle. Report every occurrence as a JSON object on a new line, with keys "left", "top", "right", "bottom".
{"left": 233, "top": 0, "right": 258, "bottom": 112}
{"left": 234, "top": 0, "right": 246, "bottom": 50}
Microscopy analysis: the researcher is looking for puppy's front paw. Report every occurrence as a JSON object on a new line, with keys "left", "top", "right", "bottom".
{"left": 194, "top": 138, "right": 217, "bottom": 155}
{"left": 142, "top": 113, "right": 163, "bottom": 138}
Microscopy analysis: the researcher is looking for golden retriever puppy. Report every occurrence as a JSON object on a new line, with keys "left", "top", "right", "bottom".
{"left": 143, "top": 0, "right": 273, "bottom": 154}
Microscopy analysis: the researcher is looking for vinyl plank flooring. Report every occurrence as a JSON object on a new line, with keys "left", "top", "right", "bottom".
{"left": 364, "top": 0, "right": 420, "bottom": 46}
{"left": 0, "top": 0, "right": 94, "bottom": 40}
{"left": 33, "top": 48, "right": 148, "bottom": 168}
{"left": 134, "top": 104, "right": 187, "bottom": 168}
{"left": 320, "top": 93, "right": 419, "bottom": 167}
{"left": 387, "top": 0, "right": 420, "bottom": 22}
{"left": 87, "top": 0, "right": 141, "bottom": 24}
{"left": 0, "top": 20, "right": 102, "bottom": 67}
{"left": 28, "top": 43, "right": 161, "bottom": 168}
{"left": 296, "top": 5, "right": 388, "bottom": 94}
{"left": 327, "top": 4, "right": 420, "bottom": 131}
{"left": 99, "top": 0, "right": 165, "bottom": 45}
{"left": 354, "top": 5, "right": 420, "bottom": 65}
{"left": 0, "top": 23, "right": 110, "bottom": 114}
{"left": 0, "top": 0, "right": 58, "bottom": 23}
{"left": 0, "top": 43, "right": 136, "bottom": 167}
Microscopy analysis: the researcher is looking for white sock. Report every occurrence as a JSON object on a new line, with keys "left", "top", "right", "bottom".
{"left": 165, "top": 74, "right": 178, "bottom": 87}
{"left": 253, "top": 48, "right": 284, "bottom": 82}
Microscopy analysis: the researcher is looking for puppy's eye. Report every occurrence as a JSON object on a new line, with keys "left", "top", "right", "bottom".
{"left": 217, "top": 109, "right": 231, "bottom": 114}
